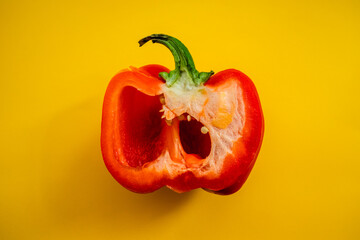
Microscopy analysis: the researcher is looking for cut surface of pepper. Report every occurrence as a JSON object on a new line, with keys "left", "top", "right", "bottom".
{"left": 101, "top": 34, "right": 264, "bottom": 195}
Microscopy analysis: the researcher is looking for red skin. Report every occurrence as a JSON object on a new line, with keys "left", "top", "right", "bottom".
{"left": 101, "top": 64, "right": 264, "bottom": 195}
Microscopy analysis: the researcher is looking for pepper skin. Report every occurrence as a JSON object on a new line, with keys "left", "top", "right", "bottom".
{"left": 101, "top": 34, "right": 264, "bottom": 195}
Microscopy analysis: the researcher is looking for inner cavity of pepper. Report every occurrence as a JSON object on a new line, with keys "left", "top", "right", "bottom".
{"left": 117, "top": 88, "right": 211, "bottom": 168}
{"left": 178, "top": 114, "right": 211, "bottom": 159}
{"left": 118, "top": 86, "right": 165, "bottom": 167}
{"left": 158, "top": 94, "right": 211, "bottom": 160}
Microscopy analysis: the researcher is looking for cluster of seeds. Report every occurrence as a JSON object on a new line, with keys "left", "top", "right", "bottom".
{"left": 159, "top": 95, "right": 209, "bottom": 134}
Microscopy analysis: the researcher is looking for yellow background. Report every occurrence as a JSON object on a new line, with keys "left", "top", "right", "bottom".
{"left": 1, "top": 0, "right": 359, "bottom": 239}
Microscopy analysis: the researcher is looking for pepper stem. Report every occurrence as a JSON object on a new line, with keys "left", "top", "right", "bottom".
{"left": 139, "top": 34, "right": 214, "bottom": 87}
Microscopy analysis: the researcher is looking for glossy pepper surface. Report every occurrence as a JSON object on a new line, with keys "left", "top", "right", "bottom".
{"left": 101, "top": 34, "right": 264, "bottom": 195}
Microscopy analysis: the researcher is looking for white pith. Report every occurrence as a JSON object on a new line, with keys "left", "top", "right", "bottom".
{"left": 149, "top": 73, "right": 245, "bottom": 177}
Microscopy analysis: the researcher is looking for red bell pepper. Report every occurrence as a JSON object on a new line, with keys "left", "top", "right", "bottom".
{"left": 101, "top": 34, "right": 264, "bottom": 195}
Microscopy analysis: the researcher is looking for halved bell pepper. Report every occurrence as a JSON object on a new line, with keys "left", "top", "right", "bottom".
{"left": 101, "top": 34, "right": 264, "bottom": 195}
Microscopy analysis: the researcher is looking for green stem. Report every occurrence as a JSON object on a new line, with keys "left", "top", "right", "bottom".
{"left": 139, "top": 34, "right": 214, "bottom": 87}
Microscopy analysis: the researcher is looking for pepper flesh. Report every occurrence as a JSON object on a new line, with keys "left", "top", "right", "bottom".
{"left": 101, "top": 34, "right": 264, "bottom": 195}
